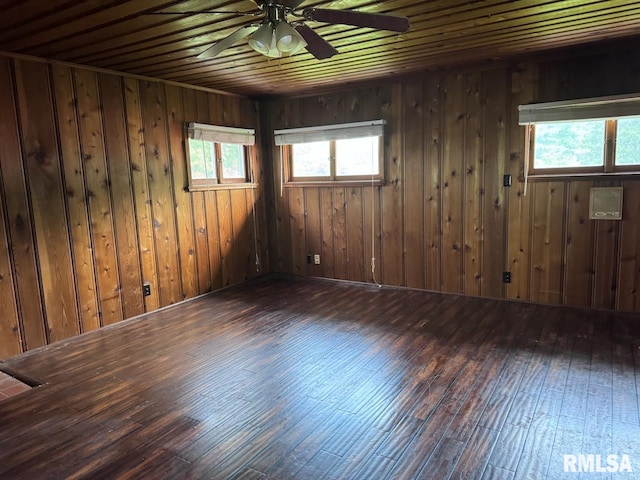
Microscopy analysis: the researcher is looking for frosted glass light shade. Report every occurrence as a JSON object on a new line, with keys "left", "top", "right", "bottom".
{"left": 275, "top": 21, "right": 302, "bottom": 52}
{"left": 249, "top": 21, "right": 306, "bottom": 58}
{"left": 248, "top": 24, "right": 274, "bottom": 55}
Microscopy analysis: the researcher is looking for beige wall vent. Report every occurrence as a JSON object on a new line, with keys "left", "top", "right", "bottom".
{"left": 589, "top": 187, "right": 623, "bottom": 220}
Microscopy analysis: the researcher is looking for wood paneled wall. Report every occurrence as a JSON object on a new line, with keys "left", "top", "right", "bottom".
{"left": 0, "top": 56, "right": 269, "bottom": 359}
{"left": 262, "top": 48, "right": 640, "bottom": 314}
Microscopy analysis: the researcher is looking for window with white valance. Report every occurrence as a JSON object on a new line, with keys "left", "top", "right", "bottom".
{"left": 518, "top": 94, "right": 640, "bottom": 183}
{"left": 186, "top": 122, "right": 256, "bottom": 190}
{"left": 274, "top": 120, "right": 386, "bottom": 184}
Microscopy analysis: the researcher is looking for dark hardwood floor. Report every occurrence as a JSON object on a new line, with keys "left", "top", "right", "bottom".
{"left": 1, "top": 275, "right": 639, "bottom": 479}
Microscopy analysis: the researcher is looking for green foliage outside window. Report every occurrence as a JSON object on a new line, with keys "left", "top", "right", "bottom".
{"left": 220, "top": 143, "right": 246, "bottom": 179}
{"left": 532, "top": 117, "right": 640, "bottom": 171}
{"left": 615, "top": 117, "right": 640, "bottom": 166}
{"left": 534, "top": 121, "right": 604, "bottom": 169}
{"left": 188, "top": 138, "right": 248, "bottom": 185}
{"left": 188, "top": 138, "right": 216, "bottom": 179}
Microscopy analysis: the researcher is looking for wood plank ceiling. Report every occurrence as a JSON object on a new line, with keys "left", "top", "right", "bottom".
{"left": 1, "top": 0, "right": 640, "bottom": 97}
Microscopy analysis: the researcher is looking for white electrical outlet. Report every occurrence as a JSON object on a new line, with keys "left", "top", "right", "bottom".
{"left": 313, "top": 254, "right": 320, "bottom": 265}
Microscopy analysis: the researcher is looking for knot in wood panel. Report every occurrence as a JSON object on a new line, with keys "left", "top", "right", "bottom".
{"left": 14, "top": 214, "right": 24, "bottom": 228}
{"left": 31, "top": 149, "right": 49, "bottom": 166}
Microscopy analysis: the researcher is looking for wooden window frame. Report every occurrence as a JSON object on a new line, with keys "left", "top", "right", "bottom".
{"left": 284, "top": 136, "right": 385, "bottom": 187}
{"left": 215, "top": 143, "right": 249, "bottom": 184}
{"left": 529, "top": 118, "right": 640, "bottom": 178}
{"left": 186, "top": 134, "right": 255, "bottom": 192}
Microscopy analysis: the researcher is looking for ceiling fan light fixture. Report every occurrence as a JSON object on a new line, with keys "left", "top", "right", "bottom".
{"left": 275, "top": 21, "right": 303, "bottom": 52}
{"left": 249, "top": 19, "right": 307, "bottom": 58}
{"left": 165, "top": 3, "right": 410, "bottom": 62}
{"left": 265, "top": 39, "right": 284, "bottom": 58}
{"left": 248, "top": 23, "right": 274, "bottom": 55}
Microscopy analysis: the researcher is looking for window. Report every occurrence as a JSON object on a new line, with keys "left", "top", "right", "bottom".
{"left": 336, "top": 137, "right": 380, "bottom": 177}
{"left": 533, "top": 120, "right": 605, "bottom": 170}
{"left": 291, "top": 141, "right": 330, "bottom": 178}
{"left": 529, "top": 118, "right": 640, "bottom": 174}
{"left": 519, "top": 94, "right": 640, "bottom": 175}
{"left": 614, "top": 117, "right": 640, "bottom": 166}
{"left": 186, "top": 123, "right": 255, "bottom": 189}
{"left": 274, "top": 120, "right": 385, "bottom": 184}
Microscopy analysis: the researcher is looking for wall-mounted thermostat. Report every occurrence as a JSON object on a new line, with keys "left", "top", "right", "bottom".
{"left": 589, "top": 187, "right": 623, "bottom": 220}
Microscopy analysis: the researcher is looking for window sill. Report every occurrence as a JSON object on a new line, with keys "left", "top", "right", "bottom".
{"left": 187, "top": 183, "right": 258, "bottom": 192}
{"left": 284, "top": 180, "right": 385, "bottom": 188}
{"left": 521, "top": 171, "right": 640, "bottom": 182}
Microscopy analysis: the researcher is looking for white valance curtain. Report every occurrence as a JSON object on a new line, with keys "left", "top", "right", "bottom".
{"left": 518, "top": 93, "right": 640, "bottom": 125}
{"left": 274, "top": 119, "right": 385, "bottom": 145}
{"left": 188, "top": 122, "right": 255, "bottom": 145}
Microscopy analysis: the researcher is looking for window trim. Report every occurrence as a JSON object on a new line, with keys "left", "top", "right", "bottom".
{"left": 283, "top": 137, "right": 385, "bottom": 186}
{"left": 185, "top": 123, "right": 256, "bottom": 191}
{"left": 216, "top": 142, "right": 249, "bottom": 184}
{"left": 277, "top": 120, "right": 386, "bottom": 186}
{"left": 520, "top": 94, "right": 640, "bottom": 179}
{"left": 286, "top": 143, "right": 331, "bottom": 182}
{"left": 527, "top": 118, "right": 640, "bottom": 177}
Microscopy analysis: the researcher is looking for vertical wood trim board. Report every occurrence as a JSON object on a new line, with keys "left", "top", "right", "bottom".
{"left": 75, "top": 68, "right": 123, "bottom": 327}
{"left": 52, "top": 64, "right": 100, "bottom": 334}
{"left": 164, "top": 84, "right": 197, "bottom": 301}
{"left": 0, "top": 57, "right": 47, "bottom": 352}
{"left": 15, "top": 60, "right": 80, "bottom": 341}
{"left": 123, "top": 77, "right": 161, "bottom": 313}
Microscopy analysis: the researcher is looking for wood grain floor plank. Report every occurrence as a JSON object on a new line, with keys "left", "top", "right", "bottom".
{"left": 323, "top": 426, "right": 388, "bottom": 480}
{"left": 581, "top": 381, "right": 613, "bottom": 472}
{"left": 295, "top": 449, "right": 341, "bottom": 479}
{"left": 238, "top": 402, "right": 337, "bottom": 476}
{"left": 350, "top": 454, "right": 397, "bottom": 480}
{"left": 482, "top": 464, "right": 516, "bottom": 480}
{"left": 418, "top": 436, "right": 466, "bottom": 479}
{"left": 611, "top": 420, "right": 640, "bottom": 480}
{"left": 487, "top": 421, "right": 530, "bottom": 473}
{"left": 512, "top": 413, "right": 559, "bottom": 480}
{"left": 451, "top": 426, "right": 500, "bottom": 480}
{"left": 546, "top": 415, "right": 583, "bottom": 480}
{"left": 612, "top": 340, "right": 640, "bottom": 426}
{"left": 560, "top": 335, "right": 591, "bottom": 420}
{"left": 232, "top": 467, "right": 266, "bottom": 480}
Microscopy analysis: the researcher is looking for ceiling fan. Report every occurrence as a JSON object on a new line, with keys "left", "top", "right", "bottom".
{"left": 153, "top": 1, "right": 410, "bottom": 60}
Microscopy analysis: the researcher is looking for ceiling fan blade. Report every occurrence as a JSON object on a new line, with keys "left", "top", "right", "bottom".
{"left": 304, "top": 8, "right": 410, "bottom": 32}
{"left": 294, "top": 24, "right": 338, "bottom": 60}
{"left": 149, "top": 10, "right": 259, "bottom": 16}
{"left": 197, "top": 25, "right": 259, "bottom": 58}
